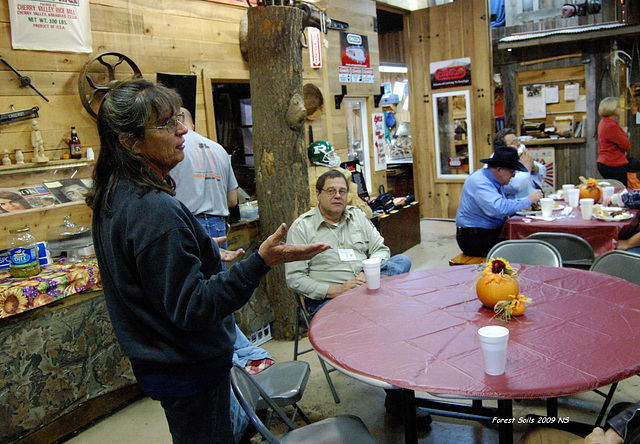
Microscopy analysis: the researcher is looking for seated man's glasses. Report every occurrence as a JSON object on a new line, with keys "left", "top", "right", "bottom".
{"left": 149, "top": 112, "right": 186, "bottom": 133}
{"left": 321, "top": 188, "right": 348, "bottom": 197}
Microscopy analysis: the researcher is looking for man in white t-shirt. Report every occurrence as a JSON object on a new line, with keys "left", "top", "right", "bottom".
{"left": 171, "top": 108, "right": 238, "bottom": 248}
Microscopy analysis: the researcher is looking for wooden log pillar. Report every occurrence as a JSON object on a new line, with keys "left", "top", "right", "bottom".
{"left": 247, "top": 6, "right": 309, "bottom": 340}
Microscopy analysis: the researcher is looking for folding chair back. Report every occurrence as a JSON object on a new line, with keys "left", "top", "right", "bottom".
{"left": 598, "top": 179, "right": 626, "bottom": 189}
{"left": 231, "top": 364, "right": 296, "bottom": 444}
{"left": 527, "top": 232, "right": 594, "bottom": 268}
{"left": 487, "top": 239, "right": 563, "bottom": 267}
{"left": 590, "top": 250, "right": 640, "bottom": 286}
{"left": 231, "top": 364, "right": 377, "bottom": 444}
{"left": 588, "top": 250, "right": 640, "bottom": 425}
{"left": 254, "top": 360, "right": 312, "bottom": 425}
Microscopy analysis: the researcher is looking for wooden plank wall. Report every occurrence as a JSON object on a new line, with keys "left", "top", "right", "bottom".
{"left": 0, "top": 0, "right": 253, "bottom": 163}
{"left": 319, "top": 0, "right": 386, "bottom": 195}
{"left": 0, "top": 0, "right": 386, "bottom": 248}
{"left": 0, "top": 0, "right": 384, "bottom": 197}
{"left": 407, "top": 0, "right": 493, "bottom": 219}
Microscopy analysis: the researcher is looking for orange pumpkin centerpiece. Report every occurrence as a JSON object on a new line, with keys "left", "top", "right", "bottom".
{"left": 579, "top": 177, "right": 602, "bottom": 202}
{"left": 476, "top": 258, "right": 519, "bottom": 308}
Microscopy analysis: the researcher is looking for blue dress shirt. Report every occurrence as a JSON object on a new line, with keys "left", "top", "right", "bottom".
{"left": 456, "top": 168, "right": 533, "bottom": 229}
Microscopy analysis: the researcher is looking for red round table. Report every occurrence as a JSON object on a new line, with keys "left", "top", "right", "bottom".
{"left": 309, "top": 265, "right": 640, "bottom": 443}
{"left": 502, "top": 206, "right": 638, "bottom": 255}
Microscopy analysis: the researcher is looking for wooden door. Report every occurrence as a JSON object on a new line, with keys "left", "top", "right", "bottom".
{"left": 407, "top": 0, "right": 494, "bottom": 219}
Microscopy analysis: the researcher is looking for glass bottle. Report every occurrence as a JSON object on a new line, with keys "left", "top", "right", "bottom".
{"left": 8, "top": 227, "right": 40, "bottom": 278}
{"left": 69, "top": 127, "right": 82, "bottom": 159}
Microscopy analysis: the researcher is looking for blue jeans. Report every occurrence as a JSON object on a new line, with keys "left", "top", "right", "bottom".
{"left": 195, "top": 215, "right": 228, "bottom": 248}
{"left": 305, "top": 254, "right": 412, "bottom": 318}
{"left": 196, "top": 215, "right": 228, "bottom": 270}
{"left": 160, "top": 374, "right": 233, "bottom": 444}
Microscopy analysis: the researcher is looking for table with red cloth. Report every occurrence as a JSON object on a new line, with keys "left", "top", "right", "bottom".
{"left": 309, "top": 265, "right": 640, "bottom": 444}
{"left": 0, "top": 257, "right": 101, "bottom": 319}
{"left": 501, "top": 205, "right": 638, "bottom": 255}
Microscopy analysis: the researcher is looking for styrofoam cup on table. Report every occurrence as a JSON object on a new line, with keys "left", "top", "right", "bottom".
{"left": 602, "top": 186, "right": 615, "bottom": 204}
{"left": 566, "top": 188, "right": 580, "bottom": 208}
{"left": 539, "top": 198, "right": 554, "bottom": 218}
{"left": 562, "top": 184, "right": 575, "bottom": 198}
{"left": 478, "top": 326, "right": 509, "bottom": 376}
{"left": 580, "top": 198, "right": 594, "bottom": 220}
{"left": 362, "top": 258, "right": 381, "bottom": 290}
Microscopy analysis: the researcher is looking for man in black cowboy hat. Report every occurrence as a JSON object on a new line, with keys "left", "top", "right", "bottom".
{"left": 456, "top": 146, "right": 543, "bottom": 256}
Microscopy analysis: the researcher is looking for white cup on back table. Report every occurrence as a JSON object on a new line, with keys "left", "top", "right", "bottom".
{"left": 566, "top": 188, "right": 580, "bottom": 208}
{"left": 539, "top": 198, "right": 554, "bottom": 218}
{"left": 580, "top": 198, "right": 594, "bottom": 220}
{"left": 362, "top": 258, "right": 381, "bottom": 290}
{"left": 562, "top": 184, "right": 575, "bottom": 199}
{"left": 602, "top": 186, "right": 615, "bottom": 204}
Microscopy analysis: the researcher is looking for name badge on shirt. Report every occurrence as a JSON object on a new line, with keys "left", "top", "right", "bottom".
{"left": 338, "top": 249, "right": 357, "bottom": 261}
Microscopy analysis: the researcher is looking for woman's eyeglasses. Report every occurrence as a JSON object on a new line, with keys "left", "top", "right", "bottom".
{"left": 149, "top": 113, "right": 186, "bottom": 133}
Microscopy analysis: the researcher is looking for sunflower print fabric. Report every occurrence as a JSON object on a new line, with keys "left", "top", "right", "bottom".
{"left": 0, "top": 258, "right": 101, "bottom": 319}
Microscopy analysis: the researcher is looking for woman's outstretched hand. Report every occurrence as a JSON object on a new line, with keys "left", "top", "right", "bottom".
{"left": 258, "top": 223, "right": 330, "bottom": 267}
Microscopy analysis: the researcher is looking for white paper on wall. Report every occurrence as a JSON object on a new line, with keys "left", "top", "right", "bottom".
{"left": 393, "top": 82, "right": 405, "bottom": 101}
{"left": 9, "top": 0, "right": 92, "bottom": 53}
{"left": 523, "top": 85, "right": 546, "bottom": 119}
{"left": 545, "top": 85, "right": 559, "bottom": 104}
{"left": 575, "top": 95, "right": 587, "bottom": 112}
{"left": 564, "top": 83, "right": 580, "bottom": 102}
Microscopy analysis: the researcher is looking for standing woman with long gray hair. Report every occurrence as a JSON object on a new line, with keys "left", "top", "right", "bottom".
{"left": 86, "top": 78, "right": 328, "bottom": 443}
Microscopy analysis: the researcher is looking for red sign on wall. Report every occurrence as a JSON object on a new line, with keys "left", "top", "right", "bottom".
{"left": 309, "top": 27, "right": 322, "bottom": 68}
{"left": 430, "top": 57, "right": 472, "bottom": 90}
{"left": 340, "top": 32, "right": 370, "bottom": 68}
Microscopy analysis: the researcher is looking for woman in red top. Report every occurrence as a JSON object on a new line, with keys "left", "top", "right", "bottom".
{"left": 597, "top": 97, "right": 640, "bottom": 186}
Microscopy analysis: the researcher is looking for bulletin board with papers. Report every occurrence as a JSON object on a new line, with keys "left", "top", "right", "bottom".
{"left": 516, "top": 66, "right": 586, "bottom": 140}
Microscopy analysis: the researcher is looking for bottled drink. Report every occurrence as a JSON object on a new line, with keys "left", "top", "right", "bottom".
{"left": 69, "top": 127, "right": 82, "bottom": 159}
{"left": 9, "top": 227, "right": 40, "bottom": 278}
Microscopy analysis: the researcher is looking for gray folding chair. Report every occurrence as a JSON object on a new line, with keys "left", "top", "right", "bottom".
{"left": 487, "top": 239, "right": 563, "bottom": 267}
{"left": 527, "top": 232, "right": 595, "bottom": 269}
{"left": 590, "top": 250, "right": 640, "bottom": 285}
{"left": 231, "top": 364, "right": 377, "bottom": 444}
{"left": 586, "top": 250, "right": 640, "bottom": 426}
{"left": 597, "top": 179, "right": 626, "bottom": 189}
{"left": 254, "top": 360, "right": 312, "bottom": 426}
{"left": 293, "top": 293, "right": 340, "bottom": 404}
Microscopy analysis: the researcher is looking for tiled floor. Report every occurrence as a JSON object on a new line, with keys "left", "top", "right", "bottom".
{"left": 66, "top": 219, "right": 640, "bottom": 443}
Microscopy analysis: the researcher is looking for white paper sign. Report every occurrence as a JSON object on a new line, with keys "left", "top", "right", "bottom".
{"left": 545, "top": 85, "right": 559, "bottom": 104}
{"left": 575, "top": 94, "right": 587, "bottom": 112}
{"left": 9, "top": 0, "right": 92, "bottom": 53}
{"left": 564, "top": 83, "right": 580, "bottom": 101}
{"left": 523, "top": 85, "right": 546, "bottom": 119}
{"left": 393, "top": 81, "right": 405, "bottom": 101}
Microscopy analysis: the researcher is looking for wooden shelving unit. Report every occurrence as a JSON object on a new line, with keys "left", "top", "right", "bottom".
{"left": 0, "top": 159, "right": 93, "bottom": 176}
